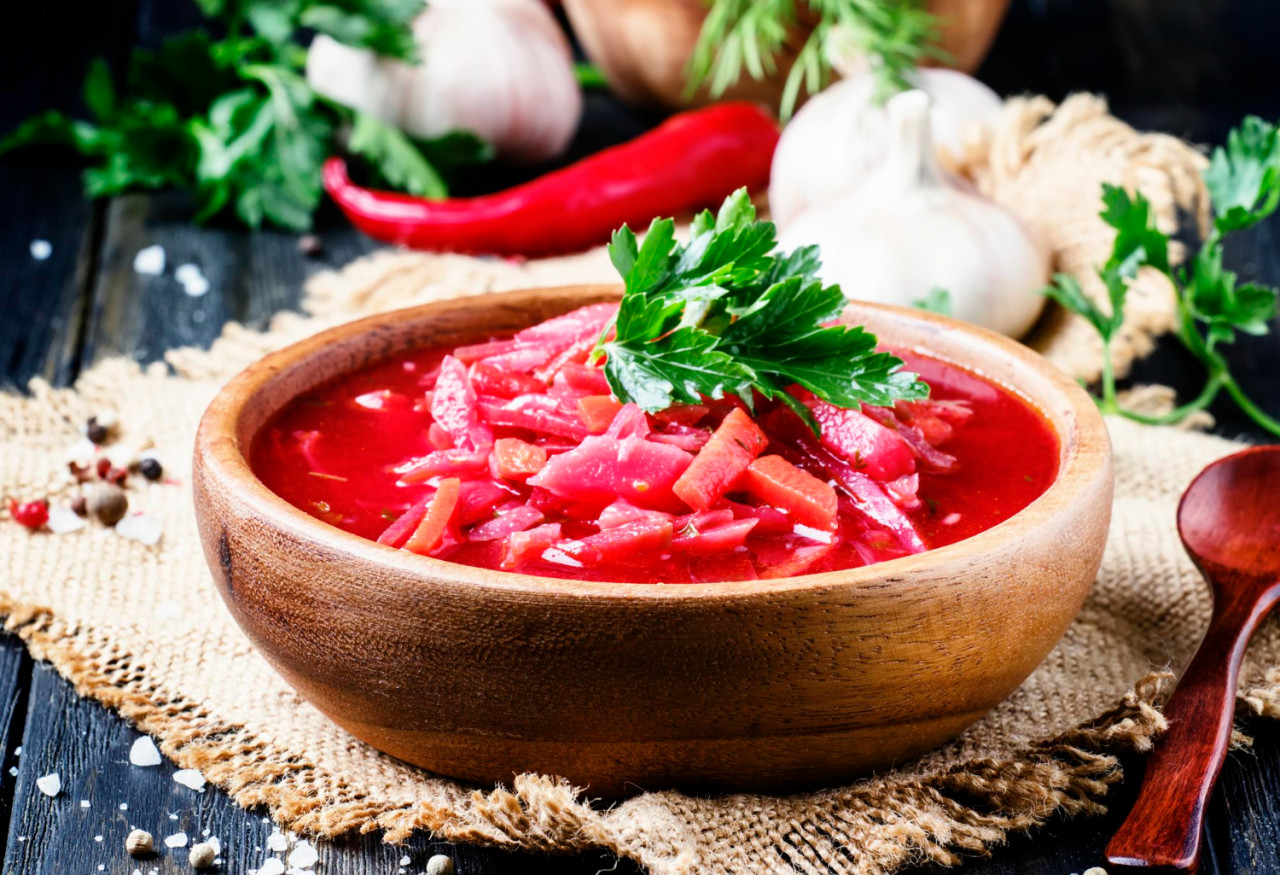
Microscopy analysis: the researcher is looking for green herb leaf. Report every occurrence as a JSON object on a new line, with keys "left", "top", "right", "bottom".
{"left": 347, "top": 112, "right": 445, "bottom": 198}
{"left": 913, "top": 288, "right": 951, "bottom": 315}
{"left": 1204, "top": 115, "right": 1280, "bottom": 233}
{"left": 598, "top": 188, "right": 926, "bottom": 430}
{"left": 688, "top": 0, "right": 939, "bottom": 119}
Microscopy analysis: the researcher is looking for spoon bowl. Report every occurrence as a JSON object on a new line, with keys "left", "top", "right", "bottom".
{"left": 1179, "top": 446, "right": 1280, "bottom": 580}
{"left": 1108, "top": 445, "right": 1280, "bottom": 870}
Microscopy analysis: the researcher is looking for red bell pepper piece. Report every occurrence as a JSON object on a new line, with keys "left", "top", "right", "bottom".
{"left": 323, "top": 102, "right": 780, "bottom": 256}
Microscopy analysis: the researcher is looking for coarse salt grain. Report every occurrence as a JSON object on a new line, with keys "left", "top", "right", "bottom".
{"left": 258, "top": 859, "right": 286, "bottom": 875}
{"left": 80, "top": 799, "right": 91, "bottom": 808}
{"left": 400, "top": 855, "right": 411, "bottom": 866}
{"left": 7, "top": 767, "right": 16, "bottom": 776}
{"left": 120, "top": 802, "right": 128, "bottom": 810}
{"left": 94, "top": 835, "right": 103, "bottom": 842}
{"left": 15, "top": 746, "right": 21, "bottom": 755}
{"left": 36, "top": 773, "right": 60, "bottom": 797}
{"left": 129, "top": 737, "right": 162, "bottom": 767}
{"left": 165, "top": 832, "right": 189, "bottom": 848}
{"left": 47, "top": 506, "right": 85, "bottom": 534}
{"left": 287, "top": 840, "right": 318, "bottom": 869}
{"left": 175, "top": 263, "right": 211, "bottom": 297}
{"left": 266, "top": 832, "right": 288, "bottom": 852}
{"left": 133, "top": 245, "right": 166, "bottom": 276}
{"left": 30, "top": 240, "right": 52, "bottom": 260}
{"left": 208, "top": 837, "right": 221, "bottom": 855}
{"left": 116, "top": 512, "right": 163, "bottom": 546}
{"left": 173, "top": 769, "right": 206, "bottom": 791}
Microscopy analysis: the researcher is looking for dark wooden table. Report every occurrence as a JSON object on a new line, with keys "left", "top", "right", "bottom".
{"left": 4, "top": 2, "right": 1280, "bottom": 873}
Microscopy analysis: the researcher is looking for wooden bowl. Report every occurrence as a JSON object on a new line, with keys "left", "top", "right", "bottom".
{"left": 562, "top": 0, "right": 1012, "bottom": 113}
{"left": 193, "top": 285, "right": 1111, "bottom": 797}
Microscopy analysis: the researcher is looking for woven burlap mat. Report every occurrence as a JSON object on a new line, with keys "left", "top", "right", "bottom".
{"left": 3, "top": 95, "right": 1278, "bottom": 874}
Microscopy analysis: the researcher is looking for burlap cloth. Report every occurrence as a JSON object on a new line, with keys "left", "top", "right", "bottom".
{"left": 3, "top": 95, "right": 1278, "bottom": 874}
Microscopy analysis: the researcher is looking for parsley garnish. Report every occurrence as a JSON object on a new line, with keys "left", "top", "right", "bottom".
{"left": 688, "top": 0, "right": 939, "bottom": 119}
{"left": 1042, "top": 115, "right": 1280, "bottom": 436}
{"left": 594, "top": 189, "right": 928, "bottom": 432}
{"left": 0, "top": 0, "right": 491, "bottom": 231}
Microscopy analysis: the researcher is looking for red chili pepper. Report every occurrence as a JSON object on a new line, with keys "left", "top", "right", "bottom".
{"left": 323, "top": 102, "right": 780, "bottom": 257}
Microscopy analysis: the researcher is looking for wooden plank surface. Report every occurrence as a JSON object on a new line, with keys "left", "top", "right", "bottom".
{"left": 3, "top": 1, "right": 1280, "bottom": 873}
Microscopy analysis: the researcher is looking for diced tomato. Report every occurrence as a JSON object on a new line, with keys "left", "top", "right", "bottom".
{"left": 455, "top": 479, "right": 516, "bottom": 527}
{"left": 673, "top": 408, "right": 769, "bottom": 511}
{"left": 803, "top": 398, "right": 915, "bottom": 481}
{"left": 554, "top": 518, "right": 674, "bottom": 567}
{"left": 560, "top": 362, "right": 610, "bottom": 394}
{"left": 737, "top": 455, "right": 837, "bottom": 530}
{"left": 672, "top": 518, "right": 758, "bottom": 554}
{"left": 397, "top": 448, "right": 489, "bottom": 483}
{"left": 403, "top": 478, "right": 460, "bottom": 556}
{"left": 469, "top": 362, "right": 545, "bottom": 399}
{"left": 527, "top": 435, "right": 694, "bottom": 512}
{"left": 377, "top": 493, "right": 433, "bottom": 548}
{"left": 469, "top": 505, "right": 544, "bottom": 541}
{"left": 478, "top": 396, "right": 588, "bottom": 440}
{"left": 502, "top": 523, "right": 563, "bottom": 568}
{"left": 431, "top": 356, "right": 493, "bottom": 451}
{"left": 577, "top": 395, "right": 624, "bottom": 434}
{"left": 599, "top": 499, "right": 674, "bottom": 529}
{"left": 492, "top": 437, "right": 548, "bottom": 479}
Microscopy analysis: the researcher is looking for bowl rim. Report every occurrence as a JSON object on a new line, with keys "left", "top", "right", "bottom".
{"left": 195, "top": 284, "right": 1111, "bottom": 602}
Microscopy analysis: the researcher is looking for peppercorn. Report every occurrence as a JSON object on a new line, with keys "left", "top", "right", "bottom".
{"left": 68, "top": 461, "right": 93, "bottom": 482}
{"left": 70, "top": 495, "right": 88, "bottom": 517}
{"left": 297, "top": 234, "right": 323, "bottom": 257}
{"left": 105, "top": 466, "right": 129, "bottom": 487}
{"left": 188, "top": 842, "right": 217, "bottom": 869}
{"left": 139, "top": 457, "right": 164, "bottom": 481}
{"left": 95, "top": 457, "right": 112, "bottom": 479}
{"left": 86, "top": 484, "right": 128, "bottom": 526}
{"left": 85, "top": 417, "right": 108, "bottom": 445}
{"left": 426, "top": 854, "right": 455, "bottom": 875}
{"left": 126, "top": 828, "right": 154, "bottom": 857}
{"left": 8, "top": 499, "right": 49, "bottom": 530}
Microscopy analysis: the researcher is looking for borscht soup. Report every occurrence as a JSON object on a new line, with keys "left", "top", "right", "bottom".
{"left": 250, "top": 303, "right": 1059, "bottom": 583}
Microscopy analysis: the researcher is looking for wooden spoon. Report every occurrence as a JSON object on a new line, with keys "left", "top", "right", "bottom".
{"left": 1107, "top": 446, "right": 1280, "bottom": 870}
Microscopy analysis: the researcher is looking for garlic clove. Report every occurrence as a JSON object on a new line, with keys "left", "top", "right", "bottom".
{"left": 778, "top": 90, "right": 1049, "bottom": 339}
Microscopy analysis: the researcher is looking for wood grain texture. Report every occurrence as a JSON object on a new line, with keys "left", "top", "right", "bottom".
{"left": 192, "top": 286, "right": 1112, "bottom": 796}
{"left": 1108, "top": 448, "right": 1280, "bottom": 870}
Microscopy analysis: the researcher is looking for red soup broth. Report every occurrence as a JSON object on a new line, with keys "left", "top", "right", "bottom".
{"left": 250, "top": 343, "right": 1059, "bottom": 584}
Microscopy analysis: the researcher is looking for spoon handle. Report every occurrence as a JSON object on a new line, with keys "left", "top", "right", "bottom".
{"left": 1107, "top": 589, "right": 1276, "bottom": 870}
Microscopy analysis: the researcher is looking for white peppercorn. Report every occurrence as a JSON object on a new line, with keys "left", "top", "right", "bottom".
{"left": 125, "top": 828, "right": 154, "bottom": 857}
{"left": 426, "top": 853, "right": 455, "bottom": 875}
{"left": 189, "top": 841, "right": 217, "bottom": 869}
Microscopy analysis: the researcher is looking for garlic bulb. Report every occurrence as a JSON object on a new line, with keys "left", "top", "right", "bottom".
{"left": 768, "top": 39, "right": 1003, "bottom": 228}
{"left": 307, "top": 0, "right": 582, "bottom": 163}
{"left": 777, "top": 90, "right": 1050, "bottom": 338}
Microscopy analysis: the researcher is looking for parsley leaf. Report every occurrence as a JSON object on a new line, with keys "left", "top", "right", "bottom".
{"left": 1204, "top": 115, "right": 1280, "bottom": 233}
{"left": 596, "top": 188, "right": 927, "bottom": 430}
{"left": 1038, "top": 114, "right": 1280, "bottom": 437}
{"left": 0, "top": 0, "right": 480, "bottom": 231}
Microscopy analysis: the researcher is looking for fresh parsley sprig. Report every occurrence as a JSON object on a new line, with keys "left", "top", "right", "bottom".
{"left": 687, "top": 0, "right": 939, "bottom": 120}
{"left": 594, "top": 189, "right": 928, "bottom": 432}
{"left": 0, "top": 0, "right": 491, "bottom": 232}
{"left": 1042, "top": 115, "right": 1280, "bottom": 436}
